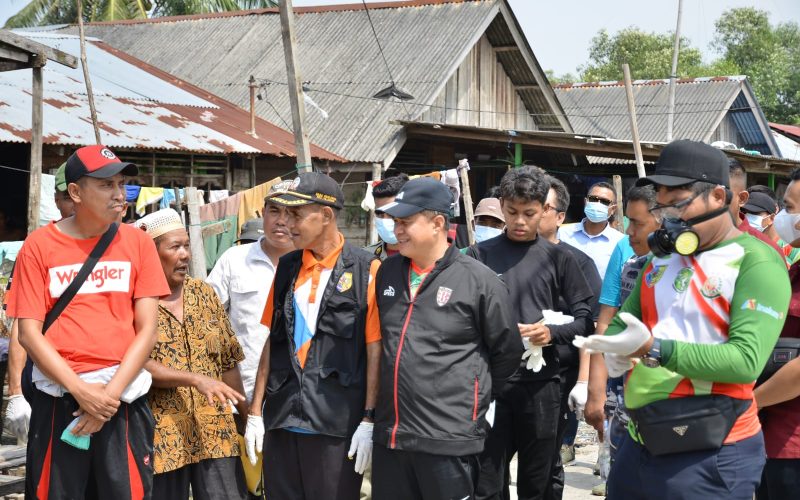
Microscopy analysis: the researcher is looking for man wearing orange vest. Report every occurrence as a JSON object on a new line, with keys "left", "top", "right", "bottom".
{"left": 575, "top": 140, "right": 790, "bottom": 499}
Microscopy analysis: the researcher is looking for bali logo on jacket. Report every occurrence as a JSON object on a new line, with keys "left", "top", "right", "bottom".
{"left": 336, "top": 272, "right": 353, "bottom": 293}
{"left": 436, "top": 286, "right": 452, "bottom": 306}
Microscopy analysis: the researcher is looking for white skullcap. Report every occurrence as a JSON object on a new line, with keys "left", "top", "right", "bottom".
{"left": 134, "top": 208, "right": 185, "bottom": 239}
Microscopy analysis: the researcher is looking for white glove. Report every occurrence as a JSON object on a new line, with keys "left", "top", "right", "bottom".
{"left": 348, "top": 421, "right": 374, "bottom": 475}
{"left": 605, "top": 353, "right": 635, "bottom": 378}
{"left": 4, "top": 395, "right": 31, "bottom": 443}
{"left": 244, "top": 414, "right": 265, "bottom": 466}
{"left": 521, "top": 337, "right": 546, "bottom": 372}
{"left": 572, "top": 312, "right": 652, "bottom": 356}
{"left": 568, "top": 381, "right": 588, "bottom": 416}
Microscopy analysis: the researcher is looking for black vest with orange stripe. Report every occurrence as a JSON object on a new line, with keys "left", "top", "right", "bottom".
{"left": 264, "top": 243, "right": 374, "bottom": 438}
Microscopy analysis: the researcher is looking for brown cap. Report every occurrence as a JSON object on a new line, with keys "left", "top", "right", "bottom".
{"left": 474, "top": 197, "right": 504, "bottom": 223}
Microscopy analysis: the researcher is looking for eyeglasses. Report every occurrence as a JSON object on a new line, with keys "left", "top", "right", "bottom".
{"left": 649, "top": 192, "right": 701, "bottom": 220}
{"left": 586, "top": 195, "right": 614, "bottom": 206}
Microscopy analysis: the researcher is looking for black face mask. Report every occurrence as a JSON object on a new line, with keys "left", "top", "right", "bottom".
{"left": 648, "top": 203, "right": 731, "bottom": 258}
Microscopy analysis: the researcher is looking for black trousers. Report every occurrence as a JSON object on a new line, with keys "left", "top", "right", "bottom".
{"left": 476, "top": 379, "right": 561, "bottom": 500}
{"left": 545, "top": 367, "right": 579, "bottom": 500}
{"left": 263, "top": 429, "right": 362, "bottom": 500}
{"left": 757, "top": 458, "right": 800, "bottom": 500}
{"left": 152, "top": 456, "right": 248, "bottom": 500}
{"left": 372, "top": 444, "right": 479, "bottom": 500}
{"left": 26, "top": 390, "right": 154, "bottom": 500}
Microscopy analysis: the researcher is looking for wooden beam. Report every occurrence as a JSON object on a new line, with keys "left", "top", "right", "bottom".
{"left": 186, "top": 187, "right": 207, "bottom": 279}
{"left": 0, "top": 30, "right": 77, "bottom": 68}
{"left": 28, "top": 64, "right": 44, "bottom": 234}
{"left": 514, "top": 84, "right": 540, "bottom": 91}
{"left": 493, "top": 45, "right": 520, "bottom": 52}
{"left": 0, "top": 44, "right": 29, "bottom": 63}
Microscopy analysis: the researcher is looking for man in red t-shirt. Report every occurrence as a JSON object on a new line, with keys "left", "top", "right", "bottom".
{"left": 8, "top": 145, "right": 169, "bottom": 499}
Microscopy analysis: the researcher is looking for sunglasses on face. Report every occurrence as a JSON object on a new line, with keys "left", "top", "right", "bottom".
{"left": 586, "top": 195, "right": 614, "bottom": 206}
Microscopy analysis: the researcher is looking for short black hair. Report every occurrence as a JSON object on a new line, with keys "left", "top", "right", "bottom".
{"left": 728, "top": 158, "right": 747, "bottom": 185}
{"left": 545, "top": 175, "right": 569, "bottom": 212}
{"left": 790, "top": 168, "right": 800, "bottom": 182}
{"left": 588, "top": 181, "right": 616, "bottom": 201}
{"left": 626, "top": 185, "right": 657, "bottom": 211}
{"left": 373, "top": 173, "right": 409, "bottom": 198}
{"left": 499, "top": 166, "right": 550, "bottom": 204}
{"left": 484, "top": 186, "right": 501, "bottom": 199}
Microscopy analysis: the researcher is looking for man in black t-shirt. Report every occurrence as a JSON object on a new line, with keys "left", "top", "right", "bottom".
{"left": 468, "top": 166, "right": 594, "bottom": 500}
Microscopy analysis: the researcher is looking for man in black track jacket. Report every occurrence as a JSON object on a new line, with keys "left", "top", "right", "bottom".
{"left": 371, "top": 177, "right": 523, "bottom": 500}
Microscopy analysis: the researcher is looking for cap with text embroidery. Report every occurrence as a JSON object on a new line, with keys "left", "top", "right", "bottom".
{"left": 377, "top": 177, "right": 453, "bottom": 218}
{"left": 65, "top": 145, "right": 138, "bottom": 184}
{"left": 266, "top": 172, "right": 344, "bottom": 209}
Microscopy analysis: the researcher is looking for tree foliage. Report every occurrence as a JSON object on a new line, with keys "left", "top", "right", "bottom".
{"left": 578, "top": 27, "right": 707, "bottom": 82}
{"left": 3, "top": 0, "right": 277, "bottom": 28}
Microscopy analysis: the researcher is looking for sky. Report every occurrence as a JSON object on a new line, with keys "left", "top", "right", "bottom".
{"left": 1, "top": 0, "right": 799, "bottom": 77}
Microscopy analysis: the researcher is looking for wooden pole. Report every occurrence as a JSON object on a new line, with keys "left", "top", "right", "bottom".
{"left": 27, "top": 59, "right": 45, "bottom": 234}
{"left": 458, "top": 159, "right": 476, "bottom": 246}
{"left": 278, "top": 0, "right": 312, "bottom": 173}
{"left": 622, "top": 64, "right": 647, "bottom": 179}
{"left": 368, "top": 163, "right": 382, "bottom": 245}
{"left": 76, "top": 0, "right": 101, "bottom": 144}
{"left": 613, "top": 174, "right": 624, "bottom": 232}
{"left": 185, "top": 187, "right": 207, "bottom": 279}
{"left": 248, "top": 75, "right": 258, "bottom": 137}
{"left": 666, "top": 0, "right": 683, "bottom": 142}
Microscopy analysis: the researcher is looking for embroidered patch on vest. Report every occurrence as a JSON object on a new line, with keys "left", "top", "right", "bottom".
{"left": 672, "top": 267, "right": 693, "bottom": 293}
{"left": 645, "top": 265, "right": 666, "bottom": 287}
{"left": 336, "top": 272, "right": 353, "bottom": 292}
{"left": 700, "top": 276, "right": 723, "bottom": 299}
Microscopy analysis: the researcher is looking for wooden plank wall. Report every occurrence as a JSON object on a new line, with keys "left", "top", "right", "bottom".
{"left": 421, "top": 35, "right": 537, "bottom": 131}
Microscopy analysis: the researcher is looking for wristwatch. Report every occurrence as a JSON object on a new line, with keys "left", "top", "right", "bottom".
{"left": 641, "top": 338, "right": 661, "bottom": 368}
{"left": 363, "top": 408, "right": 376, "bottom": 420}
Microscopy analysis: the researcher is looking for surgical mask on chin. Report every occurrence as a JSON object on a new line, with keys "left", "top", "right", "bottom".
{"left": 773, "top": 210, "right": 800, "bottom": 244}
{"left": 475, "top": 224, "right": 503, "bottom": 243}
{"left": 584, "top": 202, "right": 610, "bottom": 223}
{"left": 744, "top": 213, "right": 766, "bottom": 232}
{"left": 375, "top": 217, "right": 398, "bottom": 244}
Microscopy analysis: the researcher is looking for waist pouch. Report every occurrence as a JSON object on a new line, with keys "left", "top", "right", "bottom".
{"left": 756, "top": 338, "right": 800, "bottom": 387}
{"left": 627, "top": 394, "right": 751, "bottom": 456}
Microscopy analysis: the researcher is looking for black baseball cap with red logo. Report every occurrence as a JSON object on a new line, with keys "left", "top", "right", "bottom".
{"left": 65, "top": 145, "right": 138, "bottom": 184}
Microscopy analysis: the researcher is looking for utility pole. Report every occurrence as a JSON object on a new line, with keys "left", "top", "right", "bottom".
{"left": 248, "top": 75, "right": 258, "bottom": 137}
{"left": 666, "top": 0, "right": 683, "bottom": 142}
{"left": 76, "top": 0, "right": 101, "bottom": 144}
{"left": 278, "top": 0, "right": 312, "bottom": 173}
{"left": 623, "top": 64, "right": 647, "bottom": 179}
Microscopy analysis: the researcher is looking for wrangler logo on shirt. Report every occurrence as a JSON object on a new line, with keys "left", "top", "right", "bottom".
{"left": 48, "top": 261, "right": 131, "bottom": 297}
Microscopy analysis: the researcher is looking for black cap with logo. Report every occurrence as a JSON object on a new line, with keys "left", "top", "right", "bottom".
{"left": 636, "top": 140, "right": 730, "bottom": 188}
{"left": 377, "top": 177, "right": 453, "bottom": 218}
{"left": 267, "top": 172, "right": 344, "bottom": 209}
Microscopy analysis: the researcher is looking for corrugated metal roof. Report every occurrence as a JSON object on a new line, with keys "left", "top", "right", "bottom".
{"left": 771, "top": 122, "right": 800, "bottom": 140}
{"left": 554, "top": 77, "right": 749, "bottom": 143}
{"left": 15, "top": 31, "right": 214, "bottom": 107}
{"left": 51, "top": 0, "right": 566, "bottom": 163}
{"left": 0, "top": 33, "right": 343, "bottom": 160}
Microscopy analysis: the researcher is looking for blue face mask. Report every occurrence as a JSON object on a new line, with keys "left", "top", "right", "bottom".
{"left": 474, "top": 224, "right": 503, "bottom": 243}
{"left": 584, "top": 201, "right": 610, "bottom": 223}
{"left": 375, "top": 218, "right": 398, "bottom": 244}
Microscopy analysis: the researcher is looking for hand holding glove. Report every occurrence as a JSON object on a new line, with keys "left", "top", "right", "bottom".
{"left": 568, "top": 381, "right": 588, "bottom": 418}
{"left": 244, "top": 414, "right": 265, "bottom": 466}
{"left": 347, "top": 421, "right": 374, "bottom": 475}
{"left": 4, "top": 395, "right": 31, "bottom": 443}
{"left": 572, "top": 313, "right": 652, "bottom": 356}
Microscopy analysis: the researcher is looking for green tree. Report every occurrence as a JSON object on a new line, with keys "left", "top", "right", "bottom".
{"left": 545, "top": 69, "right": 578, "bottom": 85}
{"left": 578, "top": 27, "right": 707, "bottom": 82}
{"left": 4, "top": 0, "right": 276, "bottom": 28}
{"left": 712, "top": 7, "right": 800, "bottom": 124}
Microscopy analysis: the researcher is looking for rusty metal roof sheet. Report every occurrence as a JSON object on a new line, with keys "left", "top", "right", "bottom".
{"left": 51, "top": 0, "right": 568, "bottom": 164}
{"left": 0, "top": 33, "right": 343, "bottom": 160}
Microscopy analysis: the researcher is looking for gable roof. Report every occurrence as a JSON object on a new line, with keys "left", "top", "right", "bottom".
{"left": 554, "top": 76, "right": 780, "bottom": 156}
{"left": 48, "top": 0, "right": 568, "bottom": 164}
{"left": 0, "top": 31, "right": 342, "bottom": 160}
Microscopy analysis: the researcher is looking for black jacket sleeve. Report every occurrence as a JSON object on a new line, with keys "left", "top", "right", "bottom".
{"left": 479, "top": 275, "right": 524, "bottom": 397}
{"left": 549, "top": 251, "right": 595, "bottom": 345}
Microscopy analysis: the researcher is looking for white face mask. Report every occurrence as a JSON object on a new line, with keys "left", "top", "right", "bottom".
{"left": 474, "top": 224, "right": 503, "bottom": 243}
{"left": 744, "top": 213, "right": 766, "bottom": 232}
{"left": 375, "top": 217, "right": 398, "bottom": 244}
{"left": 773, "top": 210, "right": 800, "bottom": 244}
